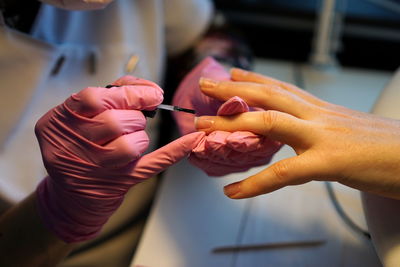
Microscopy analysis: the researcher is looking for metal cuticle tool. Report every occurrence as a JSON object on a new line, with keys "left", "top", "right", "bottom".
{"left": 105, "top": 84, "right": 196, "bottom": 118}
{"left": 142, "top": 104, "right": 196, "bottom": 118}
{"left": 156, "top": 104, "right": 196, "bottom": 114}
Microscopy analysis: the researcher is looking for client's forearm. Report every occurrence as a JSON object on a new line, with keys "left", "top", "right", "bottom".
{"left": 0, "top": 193, "right": 75, "bottom": 267}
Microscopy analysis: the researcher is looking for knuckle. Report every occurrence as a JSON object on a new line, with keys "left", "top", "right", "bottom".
{"left": 99, "top": 110, "right": 124, "bottom": 136}
{"left": 251, "top": 74, "right": 268, "bottom": 84}
{"left": 216, "top": 81, "right": 235, "bottom": 96}
{"left": 261, "top": 110, "right": 278, "bottom": 134}
{"left": 271, "top": 161, "right": 290, "bottom": 182}
{"left": 118, "top": 135, "right": 149, "bottom": 161}
{"left": 76, "top": 87, "right": 104, "bottom": 115}
{"left": 115, "top": 139, "right": 135, "bottom": 158}
{"left": 261, "top": 84, "right": 279, "bottom": 97}
{"left": 243, "top": 177, "right": 268, "bottom": 196}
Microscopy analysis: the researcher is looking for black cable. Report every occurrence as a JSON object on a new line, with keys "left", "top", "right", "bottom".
{"left": 325, "top": 182, "right": 371, "bottom": 239}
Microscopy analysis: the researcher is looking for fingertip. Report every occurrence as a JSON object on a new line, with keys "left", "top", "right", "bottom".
{"left": 196, "top": 130, "right": 206, "bottom": 138}
{"left": 194, "top": 116, "right": 215, "bottom": 132}
{"left": 224, "top": 182, "right": 242, "bottom": 199}
{"left": 171, "top": 131, "right": 206, "bottom": 153}
{"left": 199, "top": 77, "right": 218, "bottom": 93}
{"left": 101, "top": 131, "right": 150, "bottom": 168}
{"left": 122, "top": 84, "right": 164, "bottom": 109}
{"left": 187, "top": 131, "right": 206, "bottom": 145}
{"left": 109, "top": 76, "right": 164, "bottom": 107}
{"left": 216, "top": 96, "right": 249, "bottom": 115}
{"left": 230, "top": 68, "right": 248, "bottom": 80}
{"left": 66, "top": 87, "right": 109, "bottom": 117}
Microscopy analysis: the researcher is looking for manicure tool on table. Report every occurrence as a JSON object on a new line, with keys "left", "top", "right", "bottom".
{"left": 105, "top": 84, "right": 196, "bottom": 118}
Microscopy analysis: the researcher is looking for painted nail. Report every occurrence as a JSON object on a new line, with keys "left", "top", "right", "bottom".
{"left": 195, "top": 117, "right": 214, "bottom": 130}
{"left": 199, "top": 77, "right": 218, "bottom": 89}
{"left": 224, "top": 182, "right": 241, "bottom": 198}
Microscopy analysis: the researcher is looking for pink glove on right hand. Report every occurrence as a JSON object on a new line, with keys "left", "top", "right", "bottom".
{"left": 35, "top": 76, "right": 204, "bottom": 243}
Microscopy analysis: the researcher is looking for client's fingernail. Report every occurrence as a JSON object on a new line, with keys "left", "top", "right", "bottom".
{"left": 195, "top": 117, "right": 214, "bottom": 130}
{"left": 199, "top": 77, "right": 218, "bottom": 89}
{"left": 224, "top": 182, "right": 241, "bottom": 198}
{"left": 231, "top": 68, "right": 248, "bottom": 77}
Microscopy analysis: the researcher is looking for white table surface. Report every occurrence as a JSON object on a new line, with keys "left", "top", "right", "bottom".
{"left": 131, "top": 60, "right": 393, "bottom": 267}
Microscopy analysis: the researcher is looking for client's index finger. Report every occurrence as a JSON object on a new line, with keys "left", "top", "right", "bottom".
{"left": 199, "top": 78, "right": 314, "bottom": 119}
{"left": 231, "top": 68, "right": 279, "bottom": 86}
{"left": 195, "top": 111, "right": 310, "bottom": 146}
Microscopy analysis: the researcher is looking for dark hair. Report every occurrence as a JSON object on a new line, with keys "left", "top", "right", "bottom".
{"left": 0, "top": 0, "right": 41, "bottom": 33}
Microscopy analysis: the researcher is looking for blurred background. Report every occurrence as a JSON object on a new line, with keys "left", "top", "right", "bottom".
{"left": 213, "top": 0, "right": 399, "bottom": 71}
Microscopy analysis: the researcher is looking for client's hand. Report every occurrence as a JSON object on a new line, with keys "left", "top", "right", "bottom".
{"left": 35, "top": 76, "right": 204, "bottom": 243}
{"left": 195, "top": 69, "right": 400, "bottom": 200}
{"left": 173, "top": 57, "right": 282, "bottom": 176}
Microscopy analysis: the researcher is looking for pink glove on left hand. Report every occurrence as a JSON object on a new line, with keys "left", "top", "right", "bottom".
{"left": 172, "top": 57, "right": 230, "bottom": 135}
{"left": 35, "top": 76, "right": 204, "bottom": 243}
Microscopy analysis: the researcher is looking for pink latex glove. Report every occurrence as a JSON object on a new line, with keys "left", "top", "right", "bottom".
{"left": 172, "top": 57, "right": 230, "bottom": 135}
{"left": 173, "top": 57, "right": 281, "bottom": 176}
{"left": 35, "top": 76, "right": 204, "bottom": 243}
{"left": 190, "top": 97, "right": 282, "bottom": 176}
